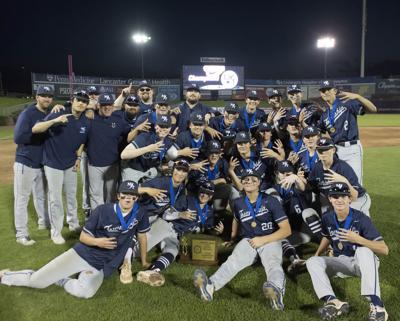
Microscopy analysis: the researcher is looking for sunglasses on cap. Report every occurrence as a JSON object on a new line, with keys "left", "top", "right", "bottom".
{"left": 139, "top": 88, "right": 151, "bottom": 92}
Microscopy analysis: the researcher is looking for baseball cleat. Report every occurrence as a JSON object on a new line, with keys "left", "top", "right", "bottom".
{"left": 263, "top": 281, "right": 284, "bottom": 311}
{"left": 137, "top": 270, "right": 165, "bottom": 287}
{"left": 318, "top": 299, "right": 349, "bottom": 320}
{"left": 287, "top": 258, "right": 306, "bottom": 274}
{"left": 193, "top": 269, "right": 214, "bottom": 302}
{"left": 16, "top": 236, "right": 36, "bottom": 246}
{"left": 0, "top": 269, "right": 10, "bottom": 281}
{"left": 119, "top": 259, "right": 133, "bottom": 284}
{"left": 368, "top": 303, "right": 388, "bottom": 321}
{"left": 51, "top": 235, "right": 66, "bottom": 245}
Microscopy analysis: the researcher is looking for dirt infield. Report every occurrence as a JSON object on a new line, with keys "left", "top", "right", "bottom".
{"left": 0, "top": 127, "right": 399, "bottom": 184}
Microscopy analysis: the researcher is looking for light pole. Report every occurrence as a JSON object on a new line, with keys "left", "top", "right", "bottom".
{"left": 317, "top": 37, "right": 335, "bottom": 78}
{"left": 132, "top": 33, "right": 151, "bottom": 79}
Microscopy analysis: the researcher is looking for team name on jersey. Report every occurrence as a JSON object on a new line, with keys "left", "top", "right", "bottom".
{"left": 323, "top": 105, "right": 347, "bottom": 127}
{"left": 238, "top": 205, "right": 270, "bottom": 220}
{"left": 104, "top": 219, "right": 139, "bottom": 233}
{"left": 327, "top": 225, "right": 360, "bottom": 240}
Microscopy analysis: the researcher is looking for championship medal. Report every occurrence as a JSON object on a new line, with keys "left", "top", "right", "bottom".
{"left": 329, "top": 127, "right": 336, "bottom": 134}
{"left": 251, "top": 221, "right": 257, "bottom": 228}
{"left": 337, "top": 241, "right": 343, "bottom": 250}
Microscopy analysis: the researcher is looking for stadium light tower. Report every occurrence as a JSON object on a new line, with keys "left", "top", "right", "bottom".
{"left": 132, "top": 33, "right": 151, "bottom": 79}
{"left": 317, "top": 37, "right": 335, "bottom": 78}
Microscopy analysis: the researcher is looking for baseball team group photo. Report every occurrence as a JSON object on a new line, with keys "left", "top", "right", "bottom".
{"left": 1, "top": 1, "right": 400, "bottom": 321}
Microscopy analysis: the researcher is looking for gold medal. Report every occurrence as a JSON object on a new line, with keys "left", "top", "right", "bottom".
{"left": 251, "top": 221, "right": 257, "bottom": 228}
{"left": 329, "top": 127, "right": 336, "bottom": 134}
{"left": 338, "top": 241, "right": 343, "bottom": 250}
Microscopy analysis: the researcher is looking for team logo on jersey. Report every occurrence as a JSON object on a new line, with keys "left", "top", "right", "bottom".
{"left": 79, "top": 126, "right": 86, "bottom": 134}
{"left": 111, "top": 122, "right": 116, "bottom": 128}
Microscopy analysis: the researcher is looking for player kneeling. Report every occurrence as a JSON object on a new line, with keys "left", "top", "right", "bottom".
{"left": 193, "top": 169, "right": 291, "bottom": 311}
{"left": 306, "top": 182, "right": 389, "bottom": 321}
{"left": 0, "top": 181, "right": 149, "bottom": 299}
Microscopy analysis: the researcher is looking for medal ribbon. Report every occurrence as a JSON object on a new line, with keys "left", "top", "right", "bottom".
{"left": 306, "top": 150, "right": 318, "bottom": 171}
{"left": 150, "top": 111, "right": 157, "bottom": 124}
{"left": 191, "top": 134, "right": 203, "bottom": 149}
{"left": 243, "top": 110, "right": 256, "bottom": 130}
{"left": 328, "top": 98, "right": 340, "bottom": 129}
{"left": 241, "top": 151, "right": 254, "bottom": 170}
{"left": 207, "top": 161, "right": 219, "bottom": 180}
{"left": 244, "top": 193, "right": 263, "bottom": 222}
{"left": 333, "top": 208, "right": 353, "bottom": 247}
{"left": 291, "top": 105, "right": 300, "bottom": 116}
{"left": 169, "top": 177, "right": 182, "bottom": 207}
{"left": 290, "top": 139, "right": 303, "bottom": 153}
{"left": 115, "top": 202, "right": 139, "bottom": 231}
{"left": 194, "top": 200, "right": 209, "bottom": 225}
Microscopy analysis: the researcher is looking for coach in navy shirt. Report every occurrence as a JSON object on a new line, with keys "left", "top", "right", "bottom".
{"left": 13, "top": 85, "right": 53, "bottom": 245}
{"left": 306, "top": 182, "right": 389, "bottom": 321}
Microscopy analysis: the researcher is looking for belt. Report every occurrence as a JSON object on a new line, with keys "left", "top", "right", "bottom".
{"left": 336, "top": 140, "right": 359, "bottom": 147}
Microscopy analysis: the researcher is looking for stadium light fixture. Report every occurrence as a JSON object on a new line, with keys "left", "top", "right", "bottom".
{"left": 132, "top": 33, "right": 151, "bottom": 78}
{"left": 317, "top": 37, "right": 335, "bottom": 78}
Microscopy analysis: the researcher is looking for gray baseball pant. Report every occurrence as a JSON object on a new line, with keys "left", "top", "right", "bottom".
{"left": 306, "top": 247, "right": 381, "bottom": 299}
{"left": 44, "top": 166, "right": 79, "bottom": 238}
{"left": 1, "top": 248, "right": 103, "bottom": 299}
{"left": 13, "top": 162, "right": 49, "bottom": 239}
{"left": 88, "top": 163, "right": 119, "bottom": 210}
{"left": 80, "top": 151, "right": 91, "bottom": 210}
{"left": 210, "top": 239, "right": 285, "bottom": 292}
{"left": 133, "top": 218, "right": 180, "bottom": 258}
{"left": 336, "top": 141, "right": 363, "bottom": 185}
{"left": 121, "top": 167, "right": 158, "bottom": 184}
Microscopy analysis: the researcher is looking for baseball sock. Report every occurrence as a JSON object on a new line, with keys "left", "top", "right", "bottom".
{"left": 305, "top": 216, "right": 322, "bottom": 240}
{"left": 124, "top": 247, "right": 133, "bottom": 263}
{"left": 282, "top": 239, "right": 299, "bottom": 262}
{"left": 150, "top": 253, "right": 175, "bottom": 272}
{"left": 369, "top": 295, "right": 384, "bottom": 307}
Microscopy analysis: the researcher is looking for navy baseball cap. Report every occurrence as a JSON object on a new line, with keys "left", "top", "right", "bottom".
{"left": 138, "top": 80, "right": 152, "bottom": 89}
{"left": 234, "top": 131, "right": 251, "bottom": 144}
{"left": 287, "top": 115, "right": 299, "bottom": 125}
{"left": 155, "top": 93, "right": 170, "bottom": 105}
{"left": 287, "top": 84, "right": 302, "bottom": 94}
{"left": 73, "top": 89, "right": 90, "bottom": 102}
{"left": 319, "top": 80, "right": 335, "bottom": 91}
{"left": 247, "top": 90, "right": 259, "bottom": 100}
{"left": 125, "top": 95, "right": 140, "bottom": 105}
{"left": 118, "top": 180, "right": 139, "bottom": 195}
{"left": 225, "top": 102, "right": 240, "bottom": 113}
{"left": 199, "top": 181, "right": 215, "bottom": 195}
{"left": 316, "top": 137, "right": 335, "bottom": 151}
{"left": 98, "top": 93, "right": 114, "bottom": 106}
{"left": 36, "top": 85, "right": 54, "bottom": 96}
{"left": 207, "top": 140, "right": 222, "bottom": 154}
{"left": 190, "top": 112, "right": 206, "bottom": 125}
{"left": 186, "top": 84, "right": 201, "bottom": 92}
{"left": 222, "top": 129, "right": 236, "bottom": 141}
{"left": 302, "top": 126, "right": 320, "bottom": 137}
{"left": 276, "top": 160, "right": 294, "bottom": 173}
{"left": 87, "top": 86, "right": 99, "bottom": 95}
{"left": 173, "top": 159, "right": 190, "bottom": 172}
{"left": 241, "top": 168, "right": 261, "bottom": 180}
{"left": 267, "top": 88, "right": 282, "bottom": 98}
{"left": 258, "top": 122, "right": 272, "bottom": 132}
{"left": 156, "top": 115, "right": 172, "bottom": 128}
{"left": 328, "top": 182, "right": 351, "bottom": 196}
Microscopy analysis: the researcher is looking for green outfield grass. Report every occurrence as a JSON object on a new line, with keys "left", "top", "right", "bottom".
{"left": 0, "top": 97, "right": 33, "bottom": 107}
{"left": 0, "top": 138, "right": 399, "bottom": 321}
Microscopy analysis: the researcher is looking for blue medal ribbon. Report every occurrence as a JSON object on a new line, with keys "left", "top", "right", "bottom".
{"left": 241, "top": 151, "right": 254, "bottom": 170}
{"left": 150, "top": 111, "right": 157, "bottom": 124}
{"left": 328, "top": 98, "right": 340, "bottom": 129}
{"left": 291, "top": 105, "right": 300, "bottom": 116}
{"left": 243, "top": 110, "right": 257, "bottom": 130}
{"left": 333, "top": 208, "right": 353, "bottom": 248}
{"left": 306, "top": 150, "right": 318, "bottom": 171}
{"left": 207, "top": 161, "right": 219, "bottom": 180}
{"left": 290, "top": 139, "right": 303, "bottom": 153}
{"left": 244, "top": 193, "right": 263, "bottom": 222}
{"left": 115, "top": 202, "right": 139, "bottom": 231}
{"left": 169, "top": 177, "right": 182, "bottom": 207}
{"left": 191, "top": 134, "right": 203, "bottom": 149}
{"left": 220, "top": 117, "right": 237, "bottom": 131}
{"left": 279, "top": 186, "right": 292, "bottom": 199}
{"left": 194, "top": 200, "right": 209, "bottom": 225}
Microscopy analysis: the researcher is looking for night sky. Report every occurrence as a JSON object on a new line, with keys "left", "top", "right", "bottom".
{"left": 1, "top": 0, "right": 400, "bottom": 92}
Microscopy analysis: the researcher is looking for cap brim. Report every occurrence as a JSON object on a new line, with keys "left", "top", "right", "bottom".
{"left": 187, "top": 87, "right": 200, "bottom": 92}
{"left": 316, "top": 146, "right": 334, "bottom": 151}
{"left": 288, "top": 90, "right": 302, "bottom": 94}
{"left": 174, "top": 165, "right": 190, "bottom": 172}
{"left": 329, "top": 191, "right": 350, "bottom": 196}
{"left": 191, "top": 121, "right": 205, "bottom": 125}
{"left": 319, "top": 86, "right": 334, "bottom": 91}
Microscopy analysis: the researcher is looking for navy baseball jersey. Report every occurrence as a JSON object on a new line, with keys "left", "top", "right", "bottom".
{"left": 190, "top": 158, "right": 229, "bottom": 182}
{"left": 208, "top": 115, "right": 246, "bottom": 138}
{"left": 87, "top": 112, "right": 131, "bottom": 167}
{"left": 128, "top": 132, "right": 174, "bottom": 171}
{"left": 113, "top": 109, "right": 137, "bottom": 152}
{"left": 321, "top": 208, "right": 383, "bottom": 257}
{"left": 74, "top": 203, "right": 150, "bottom": 277}
{"left": 174, "top": 130, "right": 208, "bottom": 160}
{"left": 233, "top": 193, "right": 287, "bottom": 238}
{"left": 319, "top": 98, "right": 364, "bottom": 143}
{"left": 298, "top": 149, "right": 319, "bottom": 176}
{"left": 233, "top": 153, "right": 269, "bottom": 190}
{"left": 14, "top": 104, "right": 48, "bottom": 168}
{"left": 42, "top": 111, "right": 90, "bottom": 170}
{"left": 140, "top": 176, "right": 186, "bottom": 216}
{"left": 175, "top": 102, "right": 212, "bottom": 132}
{"left": 133, "top": 111, "right": 157, "bottom": 129}
{"left": 238, "top": 107, "right": 266, "bottom": 133}
{"left": 138, "top": 101, "right": 153, "bottom": 115}
{"left": 171, "top": 195, "right": 215, "bottom": 235}
{"left": 308, "top": 156, "right": 366, "bottom": 198}
{"left": 281, "top": 134, "right": 306, "bottom": 155}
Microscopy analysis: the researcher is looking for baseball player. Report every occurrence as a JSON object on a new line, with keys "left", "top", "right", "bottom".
{"left": 120, "top": 181, "right": 223, "bottom": 286}
{"left": 193, "top": 169, "right": 291, "bottom": 311}
{"left": 208, "top": 102, "right": 245, "bottom": 140}
{"left": 13, "top": 85, "right": 53, "bottom": 245}
{"left": 317, "top": 80, "right": 377, "bottom": 185}
{"left": 265, "top": 89, "right": 284, "bottom": 126}
{"left": 136, "top": 80, "right": 154, "bottom": 114}
{"left": 0, "top": 181, "right": 149, "bottom": 299}
{"left": 297, "top": 126, "right": 321, "bottom": 178}
{"left": 32, "top": 89, "right": 91, "bottom": 244}
{"left": 120, "top": 115, "right": 175, "bottom": 182}
{"left": 306, "top": 182, "right": 389, "bottom": 321}
{"left": 86, "top": 93, "right": 131, "bottom": 210}
{"left": 239, "top": 90, "right": 266, "bottom": 135}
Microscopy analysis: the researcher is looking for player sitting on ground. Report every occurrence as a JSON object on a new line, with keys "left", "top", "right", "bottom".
{"left": 193, "top": 169, "right": 291, "bottom": 311}
{"left": 306, "top": 182, "right": 389, "bottom": 321}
